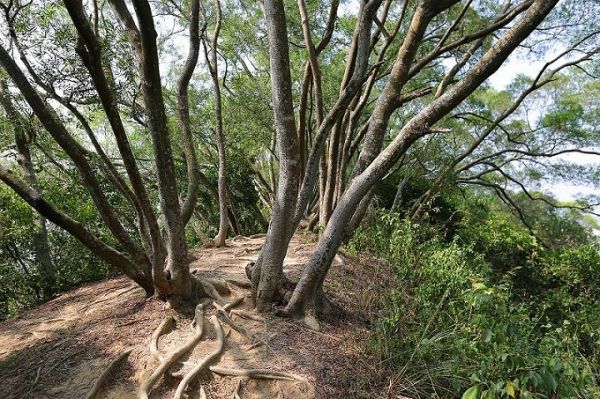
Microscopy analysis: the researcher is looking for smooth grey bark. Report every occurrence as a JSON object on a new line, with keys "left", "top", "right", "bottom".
{"left": 0, "top": 43, "right": 148, "bottom": 269}
{"left": 352, "top": 1, "right": 461, "bottom": 178}
{"left": 284, "top": 0, "right": 559, "bottom": 323}
{"left": 252, "top": 0, "right": 300, "bottom": 311}
{"left": 1, "top": 0, "right": 231, "bottom": 303}
{"left": 0, "top": 80, "right": 55, "bottom": 300}
{"left": 204, "top": 0, "right": 229, "bottom": 248}
{"left": 178, "top": 0, "right": 203, "bottom": 227}
{"left": 322, "top": 0, "right": 393, "bottom": 226}
{"left": 1, "top": 12, "right": 148, "bottom": 247}
{"left": 339, "top": 0, "right": 460, "bottom": 237}
{"left": 296, "top": 0, "right": 339, "bottom": 179}
{"left": 64, "top": 0, "right": 162, "bottom": 278}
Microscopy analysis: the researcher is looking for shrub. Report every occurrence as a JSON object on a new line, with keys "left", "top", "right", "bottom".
{"left": 350, "top": 211, "right": 600, "bottom": 398}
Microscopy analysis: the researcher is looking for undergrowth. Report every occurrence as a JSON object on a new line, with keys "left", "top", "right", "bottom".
{"left": 349, "top": 212, "right": 600, "bottom": 399}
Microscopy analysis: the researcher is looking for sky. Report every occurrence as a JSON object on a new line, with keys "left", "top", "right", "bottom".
{"left": 489, "top": 57, "right": 599, "bottom": 204}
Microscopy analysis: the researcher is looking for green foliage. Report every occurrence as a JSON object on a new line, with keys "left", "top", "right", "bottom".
{"left": 0, "top": 176, "right": 114, "bottom": 321}
{"left": 350, "top": 211, "right": 600, "bottom": 398}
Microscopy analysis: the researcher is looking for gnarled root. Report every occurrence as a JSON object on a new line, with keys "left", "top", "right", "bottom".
{"left": 245, "top": 263, "right": 295, "bottom": 305}
{"left": 190, "top": 275, "right": 226, "bottom": 305}
{"left": 141, "top": 287, "right": 314, "bottom": 397}
{"left": 85, "top": 348, "right": 132, "bottom": 399}
{"left": 173, "top": 315, "right": 225, "bottom": 399}
{"left": 214, "top": 301, "right": 251, "bottom": 338}
{"left": 203, "top": 277, "right": 232, "bottom": 295}
{"left": 209, "top": 366, "right": 309, "bottom": 384}
{"left": 150, "top": 316, "right": 175, "bottom": 362}
{"left": 232, "top": 379, "right": 242, "bottom": 399}
{"left": 139, "top": 304, "right": 205, "bottom": 399}
{"left": 225, "top": 278, "right": 252, "bottom": 289}
{"left": 230, "top": 309, "right": 266, "bottom": 323}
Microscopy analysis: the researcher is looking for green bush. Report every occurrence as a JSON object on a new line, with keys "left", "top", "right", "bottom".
{"left": 350, "top": 211, "right": 600, "bottom": 398}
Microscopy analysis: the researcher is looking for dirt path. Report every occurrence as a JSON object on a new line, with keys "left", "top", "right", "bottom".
{"left": 0, "top": 233, "right": 396, "bottom": 398}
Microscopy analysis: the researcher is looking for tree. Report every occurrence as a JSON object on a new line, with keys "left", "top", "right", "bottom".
{"left": 201, "top": 0, "right": 230, "bottom": 248}
{"left": 250, "top": 0, "right": 301, "bottom": 311}
{"left": 0, "top": 0, "right": 224, "bottom": 303}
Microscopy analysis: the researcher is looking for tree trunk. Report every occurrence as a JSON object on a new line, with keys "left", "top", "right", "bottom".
{"left": 131, "top": 0, "right": 191, "bottom": 298}
{"left": 0, "top": 165, "right": 155, "bottom": 296}
{"left": 293, "top": 0, "right": 382, "bottom": 229}
{"left": 177, "top": 0, "right": 202, "bottom": 227}
{"left": 205, "top": 0, "right": 229, "bottom": 248}
{"left": 252, "top": 0, "right": 300, "bottom": 312}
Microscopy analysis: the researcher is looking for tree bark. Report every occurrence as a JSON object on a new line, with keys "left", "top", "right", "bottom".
{"left": 64, "top": 0, "right": 163, "bottom": 280}
{"left": 252, "top": 0, "right": 300, "bottom": 311}
{"left": 0, "top": 165, "right": 154, "bottom": 295}
{"left": 0, "top": 43, "right": 149, "bottom": 270}
{"left": 292, "top": 0, "right": 382, "bottom": 229}
{"left": 177, "top": 0, "right": 203, "bottom": 227}
{"left": 204, "top": 0, "right": 229, "bottom": 248}
{"left": 131, "top": 0, "right": 191, "bottom": 297}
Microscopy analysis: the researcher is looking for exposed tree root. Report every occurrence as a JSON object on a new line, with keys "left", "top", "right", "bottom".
{"left": 231, "top": 309, "right": 266, "bottom": 322}
{"left": 150, "top": 316, "right": 175, "bottom": 362}
{"left": 173, "top": 315, "right": 225, "bottom": 399}
{"left": 232, "top": 379, "right": 242, "bottom": 399}
{"left": 85, "top": 348, "right": 132, "bottom": 399}
{"left": 139, "top": 304, "right": 205, "bottom": 399}
{"left": 223, "top": 296, "right": 244, "bottom": 311}
{"left": 248, "top": 233, "right": 266, "bottom": 239}
{"left": 214, "top": 301, "right": 252, "bottom": 338}
{"left": 190, "top": 275, "right": 226, "bottom": 305}
{"left": 209, "top": 366, "right": 309, "bottom": 384}
{"left": 203, "top": 277, "right": 232, "bottom": 295}
{"left": 303, "top": 311, "right": 321, "bottom": 332}
{"left": 275, "top": 306, "right": 322, "bottom": 331}
{"left": 138, "top": 293, "right": 310, "bottom": 397}
{"left": 226, "top": 278, "right": 252, "bottom": 289}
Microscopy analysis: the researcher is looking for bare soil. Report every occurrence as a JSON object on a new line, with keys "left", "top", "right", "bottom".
{"left": 0, "top": 233, "right": 399, "bottom": 398}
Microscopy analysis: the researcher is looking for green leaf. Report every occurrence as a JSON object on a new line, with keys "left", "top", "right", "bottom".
{"left": 483, "top": 329, "right": 493, "bottom": 343}
{"left": 541, "top": 370, "right": 557, "bottom": 392}
{"left": 462, "top": 385, "right": 482, "bottom": 399}
{"left": 482, "top": 389, "right": 495, "bottom": 399}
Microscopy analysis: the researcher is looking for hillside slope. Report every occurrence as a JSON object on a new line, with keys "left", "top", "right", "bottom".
{"left": 0, "top": 234, "right": 397, "bottom": 399}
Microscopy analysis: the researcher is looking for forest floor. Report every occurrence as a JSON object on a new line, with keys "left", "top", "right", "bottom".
{"left": 0, "top": 233, "right": 402, "bottom": 399}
